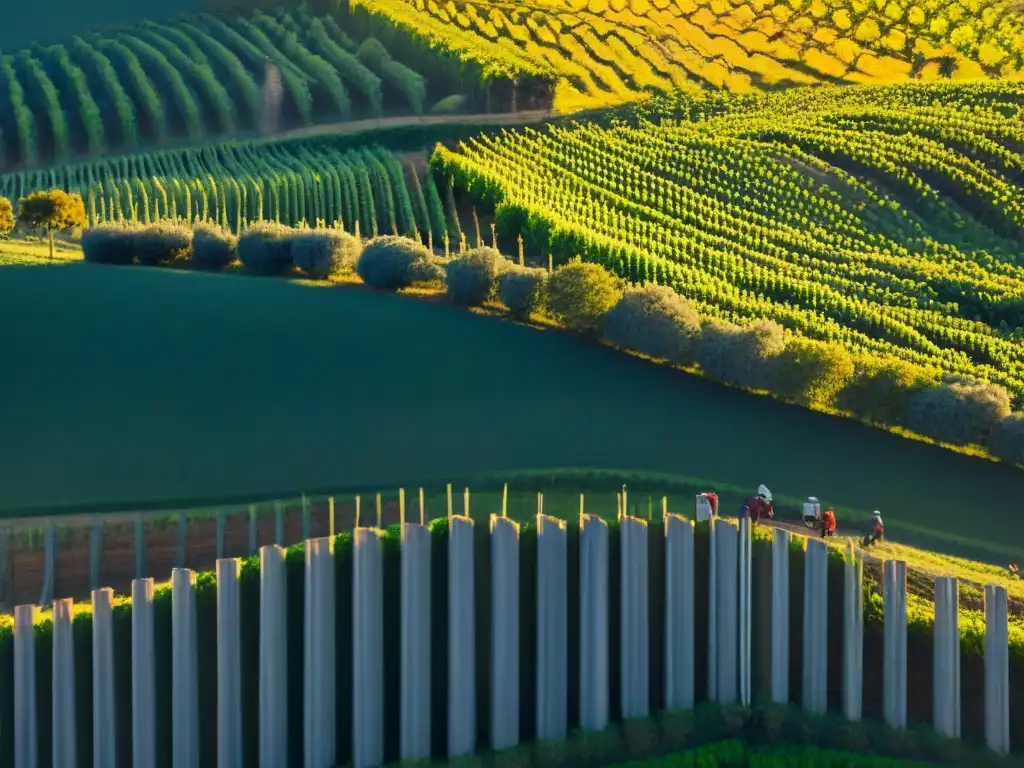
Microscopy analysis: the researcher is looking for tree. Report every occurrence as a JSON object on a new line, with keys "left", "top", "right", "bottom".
{"left": 17, "top": 190, "right": 87, "bottom": 260}
{"left": 0, "top": 197, "right": 14, "bottom": 239}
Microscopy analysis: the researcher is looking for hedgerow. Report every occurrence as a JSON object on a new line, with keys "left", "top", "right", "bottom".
{"left": 71, "top": 221, "right": 1024, "bottom": 466}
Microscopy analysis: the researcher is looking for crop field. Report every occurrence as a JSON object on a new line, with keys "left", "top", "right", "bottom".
{"left": 0, "top": 6, "right": 511, "bottom": 170}
{"left": 435, "top": 79, "right": 1024, "bottom": 401}
{"left": 356, "top": 0, "right": 1024, "bottom": 108}
{"left": 1, "top": 263, "right": 1022, "bottom": 559}
{"left": 0, "top": 140, "right": 451, "bottom": 238}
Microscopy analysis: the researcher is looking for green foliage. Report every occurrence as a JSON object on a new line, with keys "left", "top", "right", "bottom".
{"left": 431, "top": 94, "right": 467, "bottom": 114}
{"left": 134, "top": 221, "right": 193, "bottom": 266}
{"left": 0, "top": 198, "right": 14, "bottom": 238}
{"left": 291, "top": 229, "right": 361, "bottom": 278}
{"left": 546, "top": 260, "right": 622, "bottom": 333}
{"left": 906, "top": 376, "right": 1013, "bottom": 446}
{"left": 81, "top": 221, "right": 142, "bottom": 264}
{"left": 696, "top": 319, "right": 786, "bottom": 391}
{"left": 837, "top": 358, "right": 938, "bottom": 426}
{"left": 17, "top": 190, "right": 87, "bottom": 233}
{"left": 407, "top": 254, "right": 447, "bottom": 283}
{"left": 191, "top": 222, "right": 236, "bottom": 269}
{"left": 498, "top": 265, "right": 548, "bottom": 320}
{"left": 236, "top": 221, "right": 296, "bottom": 275}
{"left": 444, "top": 246, "right": 509, "bottom": 306}
{"left": 355, "top": 234, "right": 432, "bottom": 290}
{"left": 773, "top": 336, "right": 856, "bottom": 408}
{"left": 602, "top": 283, "right": 701, "bottom": 365}
{"left": 988, "top": 413, "right": 1024, "bottom": 465}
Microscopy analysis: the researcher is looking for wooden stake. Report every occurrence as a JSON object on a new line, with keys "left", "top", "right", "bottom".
{"left": 662, "top": 496, "right": 668, "bottom": 521}
{"left": 502, "top": 484, "right": 508, "bottom": 518}
{"left": 419, "top": 488, "right": 425, "bottom": 526}
{"left": 355, "top": 495, "right": 361, "bottom": 528}
{"left": 376, "top": 493, "right": 382, "bottom": 529}
{"left": 490, "top": 222, "right": 497, "bottom": 249}
{"left": 447, "top": 483, "right": 453, "bottom": 520}
{"left": 400, "top": 489, "right": 406, "bottom": 528}
{"left": 463, "top": 488, "right": 470, "bottom": 518}
{"left": 329, "top": 496, "right": 335, "bottom": 537}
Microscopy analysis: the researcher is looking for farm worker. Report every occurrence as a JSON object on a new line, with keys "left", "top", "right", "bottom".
{"left": 740, "top": 484, "right": 774, "bottom": 525}
{"left": 820, "top": 508, "right": 836, "bottom": 538}
{"left": 865, "top": 511, "right": 884, "bottom": 545}
{"left": 701, "top": 491, "right": 719, "bottom": 517}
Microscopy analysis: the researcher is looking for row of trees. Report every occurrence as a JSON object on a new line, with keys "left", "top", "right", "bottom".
{"left": 431, "top": 84, "right": 1024, "bottom": 401}
{"left": 68, "top": 217, "right": 1024, "bottom": 467}
{"left": 0, "top": 6, "right": 484, "bottom": 170}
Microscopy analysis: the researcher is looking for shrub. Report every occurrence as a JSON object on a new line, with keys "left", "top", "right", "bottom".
{"left": 81, "top": 223, "right": 141, "bottom": 264}
{"left": 430, "top": 94, "right": 467, "bottom": 114}
{"left": 445, "top": 246, "right": 509, "bottom": 306}
{"left": 355, "top": 235, "right": 432, "bottom": 290}
{"left": 0, "top": 197, "right": 13, "bottom": 238}
{"left": 407, "top": 255, "right": 447, "bottom": 284}
{"left": 696, "top": 318, "right": 785, "bottom": 391}
{"left": 291, "top": 229, "right": 361, "bottom": 279}
{"left": 906, "top": 376, "right": 1012, "bottom": 446}
{"left": 987, "top": 412, "right": 1024, "bottom": 465}
{"left": 237, "top": 222, "right": 296, "bottom": 275}
{"left": 546, "top": 260, "right": 622, "bottom": 333}
{"left": 191, "top": 223, "right": 236, "bottom": 270}
{"left": 499, "top": 266, "right": 548, "bottom": 320}
{"left": 602, "top": 283, "right": 701, "bottom": 365}
{"left": 837, "top": 357, "right": 938, "bottom": 426}
{"left": 773, "top": 336, "right": 856, "bottom": 408}
{"left": 134, "top": 221, "right": 193, "bottom": 266}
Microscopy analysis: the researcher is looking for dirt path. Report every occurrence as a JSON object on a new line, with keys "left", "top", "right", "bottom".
{"left": 277, "top": 109, "right": 554, "bottom": 141}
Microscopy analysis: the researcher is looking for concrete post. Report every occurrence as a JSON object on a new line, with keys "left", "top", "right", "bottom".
{"left": 707, "top": 518, "right": 717, "bottom": 702}
{"left": 52, "top": 598, "right": 77, "bottom": 768}
{"left": 620, "top": 516, "right": 650, "bottom": 718}
{"left": 172, "top": 569, "right": 199, "bottom": 768}
{"left": 93, "top": 588, "right": 117, "bottom": 768}
{"left": 353, "top": 530, "right": 384, "bottom": 768}
{"left": 401, "top": 523, "right": 432, "bottom": 760}
{"left": 883, "top": 560, "right": 907, "bottom": 729}
{"left": 933, "top": 576, "right": 960, "bottom": 740}
{"left": 448, "top": 516, "right": 476, "bottom": 757}
{"left": 770, "top": 529, "right": 790, "bottom": 703}
{"left": 490, "top": 516, "right": 519, "bottom": 749}
{"left": 985, "top": 584, "right": 1010, "bottom": 755}
{"left": 579, "top": 514, "right": 609, "bottom": 731}
{"left": 738, "top": 517, "right": 752, "bottom": 707}
{"left": 132, "top": 579, "right": 157, "bottom": 768}
{"left": 536, "top": 515, "right": 568, "bottom": 740}
{"left": 714, "top": 521, "right": 738, "bottom": 704}
{"left": 217, "top": 559, "right": 243, "bottom": 768}
{"left": 664, "top": 515, "right": 694, "bottom": 710}
{"left": 842, "top": 544, "right": 863, "bottom": 721}
{"left": 802, "top": 539, "right": 828, "bottom": 714}
{"left": 259, "top": 546, "right": 288, "bottom": 768}
{"left": 304, "top": 537, "right": 336, "bottom": 768}
{"left": 14, "top": 604, "right": 38, "bottom": 768}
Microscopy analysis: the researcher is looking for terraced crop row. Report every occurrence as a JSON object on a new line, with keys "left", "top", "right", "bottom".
{"left": 356, "top": 0, "right": 1024, "bottom": 111}
{"left": 0, "top": 7, "right": 475, "bottom": 171}
{"left": 432, "top": 79, "right": 1024, "bottom": 400}
{"left": 0, "top": 140, "right": 450, "bottom": 243}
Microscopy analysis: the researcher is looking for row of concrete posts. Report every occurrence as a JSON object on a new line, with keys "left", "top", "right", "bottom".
{"left": 9, "top": 500, "right": 1014, "bottom": 768}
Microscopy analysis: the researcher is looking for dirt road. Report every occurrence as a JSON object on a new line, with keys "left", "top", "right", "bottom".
{"left": 277, "top": 109, "right": 554, "bottom": 141}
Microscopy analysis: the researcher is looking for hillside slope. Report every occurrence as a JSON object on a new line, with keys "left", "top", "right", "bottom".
{"left": 434, "top": 79, "right": 1024, "bottom": 404}
{"left": 354, "top": 0, "right": 1024, "bottom": 109}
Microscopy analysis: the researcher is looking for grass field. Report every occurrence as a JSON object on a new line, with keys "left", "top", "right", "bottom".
{"left": 1, "top": 262, "right": 1022, "bottom": 560}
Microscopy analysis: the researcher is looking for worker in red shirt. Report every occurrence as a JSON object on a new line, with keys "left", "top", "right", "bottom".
{"left": 820, "top": 508, "right": 837, "bottom": 538}
{"left": 701, "top": 491, "right": 719, "bottom": 517}
{"left": 740, "top": 485, "right": 774, "bottom": 526}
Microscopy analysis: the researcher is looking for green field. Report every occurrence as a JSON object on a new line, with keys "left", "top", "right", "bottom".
{"left": 1, "top": 261, "right": 1021, "bottom": 556}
